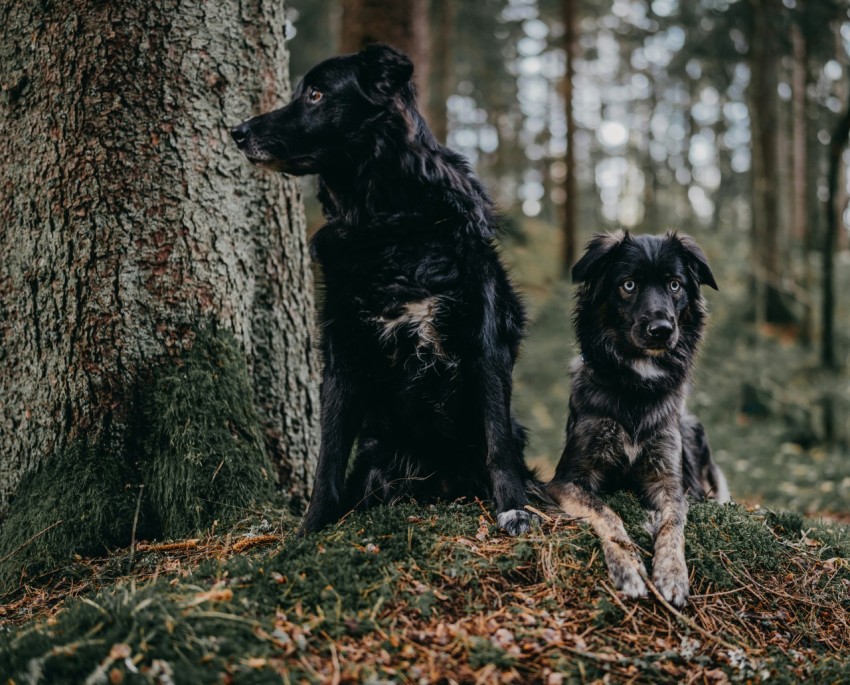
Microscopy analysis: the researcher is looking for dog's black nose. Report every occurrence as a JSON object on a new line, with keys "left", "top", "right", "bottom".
{"left": 230, "top": 123, "right": 249, "bottom": 147}
{"left": 647, "top": 320, "right": 674, "bottom": 341}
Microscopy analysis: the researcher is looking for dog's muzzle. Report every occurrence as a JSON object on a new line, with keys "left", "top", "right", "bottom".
{"left": 646, "top": 319, "right": 674, "bottom": 343}
{"left": 229, "top": 122, "right": 280, "bottom": 167}
{"left": 230, "top": 122, "right": 250, "bottom": 147}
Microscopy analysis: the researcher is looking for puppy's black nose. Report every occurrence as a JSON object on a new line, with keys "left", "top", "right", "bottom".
{"left": 230, "top": 123, "right": 249, "bottom": 147}
{"left": 647, "top": 320, "right": 674, "bottom": 341}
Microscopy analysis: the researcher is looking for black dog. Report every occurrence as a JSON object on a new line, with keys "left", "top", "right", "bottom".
{"left": 231, "top": 44, "right": 538, "bottom": 535}
{"left": 547, "top": 231, "right": 729, "bottom": 607}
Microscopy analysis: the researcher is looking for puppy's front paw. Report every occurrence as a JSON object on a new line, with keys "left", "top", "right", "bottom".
{"left": 497, "top": 509, "right": 537, "bottom": 536}
{"left": 653, "top": 563, "right": 689, "bottom": 607}
{"left": 603, "top": 542, "right": 648, "bottom": 599}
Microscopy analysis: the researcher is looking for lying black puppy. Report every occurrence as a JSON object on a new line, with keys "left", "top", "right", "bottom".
{"left": 547, "top": 231, "right": 729, "bottom": 606}
{"left": 231, "top": 44, "right": 538, "bottom": 535}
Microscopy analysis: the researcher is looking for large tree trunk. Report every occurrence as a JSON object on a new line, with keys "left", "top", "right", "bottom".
{"left": 0, "top": 1, "right": 318, "bottom": 573}
{"left": 340, "top": 0, "right": 431, "bottom": 111}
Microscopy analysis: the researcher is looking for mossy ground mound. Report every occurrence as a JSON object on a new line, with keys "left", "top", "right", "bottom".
{"left": 0, "top": 328, "right": 273, "bottom": 593}
{"left": 0, "top": 429, "right": 139, "bottom": 592}
{"left": 2, "top": 497, "right": 847, "bottom": 683}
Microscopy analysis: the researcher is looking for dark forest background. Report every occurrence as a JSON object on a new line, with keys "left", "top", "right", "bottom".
{"left": 288, "top": 0, "right": 850, "bottom": 517}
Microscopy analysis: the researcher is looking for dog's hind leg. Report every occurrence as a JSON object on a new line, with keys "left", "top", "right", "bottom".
{"left": 681, "top": 413, "right": 730, "bottom": 503}
{"left": 343, "top": 433, "right": 395, "bottom": 512}
{"left": 300, "top": 346, "right": 363, "bottom": 534}
{"left": 547, "top": 480, "right": 648, "bottom": 599}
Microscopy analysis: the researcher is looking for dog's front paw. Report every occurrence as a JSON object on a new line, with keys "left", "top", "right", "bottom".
{"left": 603, "top": 542, "right": 648, "bottom": 599}
{"left": 497, "top": 509, "right": 537, "bottom": 536}
{"left": 653, "top": 564, "right": 689, "bottom": 607}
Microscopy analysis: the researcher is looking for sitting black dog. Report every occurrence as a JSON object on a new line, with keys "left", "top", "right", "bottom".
{"left": 547, "top": 231, "right": 729, "bottom": 606}
{"left": 231, "top": 44, "right": 538, "bottom": 535}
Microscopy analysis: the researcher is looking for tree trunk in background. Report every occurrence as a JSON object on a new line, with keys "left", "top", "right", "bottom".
{"left": 791, "top": 22, "right": 814, "bottom": 344}
{"left": 749, "top": 0, "right": 792, "bottom": 324}
{"left": 562, "top": 0, "right": 578, "bottom": 272}
{"left": 429, "top": 0, "right": 455, "bottom": 143}
{"left": 823, "top": 75, "right": 850, "bottom": 369}
{"left": 0, "top": 1, "right": 319, "bottom": 521}
{"left": 340, "top": 0, "right": 431, "bottom": 113}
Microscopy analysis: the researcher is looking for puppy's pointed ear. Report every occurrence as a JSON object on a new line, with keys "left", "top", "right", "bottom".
{"left": 572, "top": 231, "right": 626, "bottom": 284}
{"left": 357, "top": 44, "right": 414, "bottom": 99}
{"left": 677, "top": 234, "right": 718, "bottom": 290}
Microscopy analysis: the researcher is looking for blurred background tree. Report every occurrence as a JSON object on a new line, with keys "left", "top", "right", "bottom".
{"left": 285, "top": 0, "right": 850, "bottom": 518}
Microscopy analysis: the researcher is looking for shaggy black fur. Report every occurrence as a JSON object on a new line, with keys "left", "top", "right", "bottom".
{"left": 547, "top": 231, "right": 729, "bottom": 606}
{"left": 231, "top": 44, "right": 538, "bottom": 535}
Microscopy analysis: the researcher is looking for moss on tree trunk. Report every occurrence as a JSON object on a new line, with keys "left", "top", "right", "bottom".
{"left": 0, "top": 328, "right": 276, "bottom": 589}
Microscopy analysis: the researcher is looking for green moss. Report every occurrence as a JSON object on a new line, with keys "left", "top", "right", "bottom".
{"left": 0, "top": 425, "right": 141, "bottom": 591}
{"left": 0, "top": 327, "right": 275, "bottom": 591}
{"left": 685, "top": 502, "right": 786, "bottom": 589}
{"left": 137, "top": 328, "right": 273, "bottom": 538}
{"left": 0, "top": 585, "right": 263, "bottom": 685}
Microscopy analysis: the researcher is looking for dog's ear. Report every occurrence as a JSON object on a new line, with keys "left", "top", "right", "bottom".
{"left": 358, "top": 44, "right": 414, "bottom": 99}
{"left": 676, "top": 234, "right": 718, "bottom": 290}
{"left": 572, "top": 231, "right": 626, "bottom": 284}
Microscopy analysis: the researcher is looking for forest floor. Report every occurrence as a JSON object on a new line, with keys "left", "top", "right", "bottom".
{"left": 2, "top": 221, "right": 850, "bottom": 683}
{"left": 1, "top": 498, "right": 848, "bottom": 683}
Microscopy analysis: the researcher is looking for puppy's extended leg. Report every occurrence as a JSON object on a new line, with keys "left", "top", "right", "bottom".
{"left": 641, "top": 471, "right": 690, "bottom": 607}
{"left": 300, "top": 347, "right": 362, "bottom": 534}
{"left": 548, "top": 480, "right": 648, "bottom": 598}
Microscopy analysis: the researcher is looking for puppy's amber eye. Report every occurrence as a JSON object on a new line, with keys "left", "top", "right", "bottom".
{"left": 622, "top": 280, "right": 636, "bottom": 293}
{"left": 306, "top": 87, "right": 323, "bottom": 103}
{"left": 668, "top": 279, "right": 681, "bottom": 292}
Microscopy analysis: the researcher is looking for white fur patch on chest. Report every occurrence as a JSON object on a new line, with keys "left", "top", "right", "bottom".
{"left": 621, "top": 431, "right": 641, "bottom": 463}
{"left": 630, "top": 358, "right": 667, "bottom": 380}
{"left": 375, "top": 296, "right": 445, "bottom": 357}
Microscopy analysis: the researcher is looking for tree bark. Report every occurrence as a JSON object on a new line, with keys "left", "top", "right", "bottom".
{"left": 823, "top": 74, "right": 850, "bottom": 369}
{"left": 340, "top": 0, "right": 431, "bottom": 112}
{"left": 0, "top": 1, "right": 319, "bottom": 521}
{"left": 749, "top": 0, "right": 792, "bottom": 323}
{"left": 790, "top": 22, "right": 815, "bottom": 344}
{"left": 429, "top": 0, "right": 455, "bottom": 143}
{"left": 562, "top": 0, "right": 579, "bottom": 272}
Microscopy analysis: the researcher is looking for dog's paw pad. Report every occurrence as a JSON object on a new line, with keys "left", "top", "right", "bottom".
{"left": 610, "top": 564, "right": 648, "bottom": 599}
{"left": 653, "top": 571, "right": 689, "bottom": 607}
{"left": 604, "top": 543, "right": 648, "bottom": 599}
{"left": 497, "top": 509, "right": 536, "bottom": 536}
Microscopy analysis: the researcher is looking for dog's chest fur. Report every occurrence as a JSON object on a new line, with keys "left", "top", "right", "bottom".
{"left": 565, "top": 357, "right": 687, "bottom": 481}
{"left": 311, "top": 220, "right": 466, "bottom": 373}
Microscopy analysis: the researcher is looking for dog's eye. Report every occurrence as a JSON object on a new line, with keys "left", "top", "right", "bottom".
{"left": 622, "top": 280, "right": 636, "bottom": 293}
{"left": 668, "top": 279, "right": 681, "bottom": 292}
{"left": 306, "top": 87, "right": 323, "bottom": 104}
